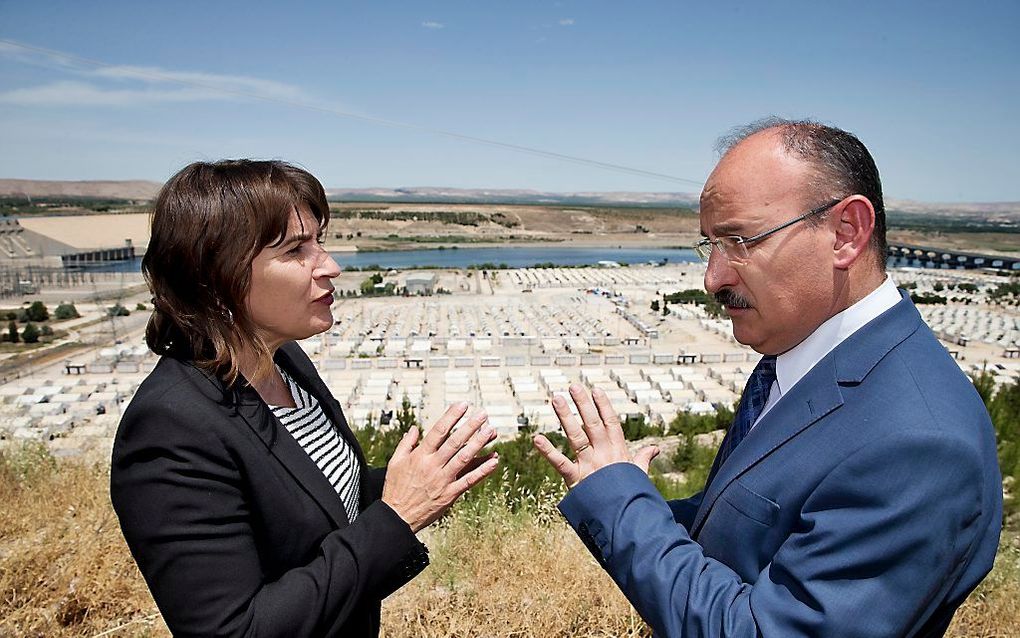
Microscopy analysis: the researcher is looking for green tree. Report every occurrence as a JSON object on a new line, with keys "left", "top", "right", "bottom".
{"left": 26, "top": 301, "right": 49, "bottom": 322}
{"left": 53, "top": 303, "right": 80, "bottom": 320}
{"left": 7, "top": 320, "right": 19, "bottom": 343}
{"left": 108, "top": 303, "right": 130, "bottom": 317}
{"left": 21, "top": 322, "right": 40, "bottom": 344}
{"left": 650, "top": 299, "right": 660, "bottom": 312}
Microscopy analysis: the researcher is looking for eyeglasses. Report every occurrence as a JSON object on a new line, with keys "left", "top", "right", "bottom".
{"left": 694, "top": 198, "right": 841, "bottom": 263}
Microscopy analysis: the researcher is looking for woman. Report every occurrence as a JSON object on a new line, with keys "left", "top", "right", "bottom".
{"left": 111, "top": 159, "right": 499, "bottom": 637}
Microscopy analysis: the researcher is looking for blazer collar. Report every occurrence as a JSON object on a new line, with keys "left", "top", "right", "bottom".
{"left": 691, "top": 291, "right": 923, "bottom": 537}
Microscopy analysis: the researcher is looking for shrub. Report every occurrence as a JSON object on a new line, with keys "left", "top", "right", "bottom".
{"left": 7, "top": 320, "right": 18, "bottom": 343}
{"left": 26, "top": 301, "right": 49, "bottom": 322}
{"left": 53, "top": 303, "right": 80, "bottom": 320}
{"left": 21, "top": 322, "right": 39, "bottom": 343}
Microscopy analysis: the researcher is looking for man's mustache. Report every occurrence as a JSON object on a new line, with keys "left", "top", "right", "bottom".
{"left": 715, "top": 289, "right": 752, "bottom": 309}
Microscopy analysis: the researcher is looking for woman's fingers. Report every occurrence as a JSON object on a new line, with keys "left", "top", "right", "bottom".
{"left": 445, "top": 418, "right": 496, "bottom": 474}
{"left": 569, "top": 384, "right": 610, "bottom": 448}
{"left": 421, "top": 402, "right": 469, "bottom": 452}
{"left": 532, "top": 434, "right": 579, "bottom": 486}
{"left": 389, "top": 424, "right": 419, "bottom": 464}
{"left": 449, "top": 454, "right": 499, "bottom": 496}
{"left": 456, "top": 451, "right": 498, "bottom": 479}
{"left": 436, "top": 410, "right": 488, "bottom": 465}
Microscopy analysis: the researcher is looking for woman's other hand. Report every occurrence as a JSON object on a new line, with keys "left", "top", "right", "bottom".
{"left": 381, "top": 402, "right": 499, "bottom": 532}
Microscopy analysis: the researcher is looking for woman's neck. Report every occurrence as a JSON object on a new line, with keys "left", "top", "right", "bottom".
{"left": 236, "top": 343, "right": 294, "bottom": 408}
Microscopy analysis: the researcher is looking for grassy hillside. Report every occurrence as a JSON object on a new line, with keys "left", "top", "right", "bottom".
{"left": 0, "top": 442, "right": 1016, "bottom": 637}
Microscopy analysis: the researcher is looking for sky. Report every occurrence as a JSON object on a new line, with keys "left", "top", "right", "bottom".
{"left": 0, "top": 1, "right": 1018, "bottom": 202}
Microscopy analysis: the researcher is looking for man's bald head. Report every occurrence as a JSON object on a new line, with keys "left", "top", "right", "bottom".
{"left": 715, "top": 118, "right": 887, "bottom": 271}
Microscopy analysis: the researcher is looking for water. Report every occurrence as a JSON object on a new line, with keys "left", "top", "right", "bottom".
{"left": 86, "top": 246, "right": 701, "bottom": 272}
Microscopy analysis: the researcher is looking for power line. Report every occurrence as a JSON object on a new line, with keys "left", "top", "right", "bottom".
{"left": 0, "top": 38, "right": 705, "bottom": 188}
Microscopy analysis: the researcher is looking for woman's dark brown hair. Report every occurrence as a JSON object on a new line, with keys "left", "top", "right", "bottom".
{"left": 143, "top": 159, "right": 330, "bottom": 385}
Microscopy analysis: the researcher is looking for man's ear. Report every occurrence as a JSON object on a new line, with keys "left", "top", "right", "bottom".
{"left": 832, "top": 196, "right": 875, "bottom": 270}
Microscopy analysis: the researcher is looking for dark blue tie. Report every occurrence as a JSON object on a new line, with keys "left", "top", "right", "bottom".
{"left": 714, "top": 355, "right": 778, "bottom": 470}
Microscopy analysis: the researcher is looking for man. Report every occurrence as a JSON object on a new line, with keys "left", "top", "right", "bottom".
{"left": 534, "top": 119, "right": 1002, "bottom": 637}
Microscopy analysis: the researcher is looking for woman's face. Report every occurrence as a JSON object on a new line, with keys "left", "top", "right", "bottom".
{"left": 246, "top": 206, "right": 341, "bottom": 349}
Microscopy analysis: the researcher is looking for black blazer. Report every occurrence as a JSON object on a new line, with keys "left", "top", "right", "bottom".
{"left": 111, "top": 342, "right": 428, "bottom": 637}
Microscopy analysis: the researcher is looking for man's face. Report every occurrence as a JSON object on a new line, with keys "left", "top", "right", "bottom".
{"left": 699, "top": 132, "right": 839, "bottom": 355}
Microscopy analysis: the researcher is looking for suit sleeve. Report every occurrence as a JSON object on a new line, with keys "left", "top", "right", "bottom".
{"left": 667, "top": 491, "right": 703, "bottom": 532}
{"left": 559, "top": 430, "right": 986, "bottom": 638}
{"left": 111, "top": 399, "right": 427, "bottom": 638}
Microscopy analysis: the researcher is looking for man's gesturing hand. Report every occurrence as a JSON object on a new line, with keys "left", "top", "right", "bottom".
{"left": 532, "top": 384, "right": 658, "bottom": 489}
{"left": 382, "top": 402, "right": 499, "bottom": 532}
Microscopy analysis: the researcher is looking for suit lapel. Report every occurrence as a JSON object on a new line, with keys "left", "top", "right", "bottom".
{"left": 690, "top": 291, "right": 925, "bottom": 538}
{"left": 691, "top": 357, "right": 844, "bottom": 537}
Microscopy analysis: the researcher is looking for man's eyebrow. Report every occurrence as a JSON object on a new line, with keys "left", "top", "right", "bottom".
{"left": 708, "top": 222, "right": 745, "bottom": 236}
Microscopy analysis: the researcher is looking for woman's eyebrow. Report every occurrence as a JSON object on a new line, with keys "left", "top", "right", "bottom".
{"left": 278, "top": 232, "right": 314, "bottom": 249}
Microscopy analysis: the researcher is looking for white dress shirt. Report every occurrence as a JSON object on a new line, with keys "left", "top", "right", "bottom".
{"left": 754, "top": 276, "right": 901, "bottom": 427}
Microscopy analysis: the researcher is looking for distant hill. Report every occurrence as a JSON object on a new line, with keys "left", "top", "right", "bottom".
{"left": 324, "top": 187, "right": 702, "bottom": 208}
{"left": 0, "top": 179, "right": 162, "bottom": 200}
{"left": 1, "top": 180, "right": 1018, "bottom": 222}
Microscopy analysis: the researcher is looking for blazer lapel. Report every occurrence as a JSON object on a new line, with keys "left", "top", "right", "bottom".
{"left": 273, "top": 344, "right": 375, "bottom": 507}
{"left": 225, "top": 367, "right": 350, "bottom": 529}
{"left": 273, "top": 345, "right": 368, "bottom": 468}
{"left": 691, "top": 357, "right": 844, "bottom": 537}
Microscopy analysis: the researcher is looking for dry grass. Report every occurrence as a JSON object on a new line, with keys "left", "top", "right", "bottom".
{"left": 1, "top": 445, "right": 1016, "bottom": 638}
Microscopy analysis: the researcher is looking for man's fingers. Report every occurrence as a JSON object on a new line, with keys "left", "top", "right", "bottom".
{"left": 592, "top": 387, "right": 627, "bottom": 449}
{"left": 551, "top": 393, "right": 591, "bottom": 453}
{"left": 633, "top": 445, "right": 660, "bottom": 474}
{"left": 570, "top": 384, "right": 610, "bottom": 447}
{"left": 421, "top": 402, "right": 469, "bottom": 452}
{"left": 533, "top": 434, "right": 580, "bottom": 486}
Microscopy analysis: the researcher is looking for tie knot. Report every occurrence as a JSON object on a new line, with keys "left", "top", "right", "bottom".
{"left": 754, "top": 355, "right": 778, "bottom": 384}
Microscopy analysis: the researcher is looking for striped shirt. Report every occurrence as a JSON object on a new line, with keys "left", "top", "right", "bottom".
{"left": 269, "top": 366, "right": 361, "bottom": 522}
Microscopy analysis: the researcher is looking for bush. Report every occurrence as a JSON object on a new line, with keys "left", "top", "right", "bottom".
{"left": 7, "top": 320, "right": 18, "bottom": 343}
{"left": 26, "top": 301, "right": 49, "bottom": 322}
{"left": 53, "top": 303, "right": 80, "bottom": 320}
{"left": 107, "top": 304, "right": 130, "bottom": 317}
{"left": 40, "top": 325, "right": 54, "bottom": 337}
{"left": 21, "top": 322, "right": 39, "bottom": 343}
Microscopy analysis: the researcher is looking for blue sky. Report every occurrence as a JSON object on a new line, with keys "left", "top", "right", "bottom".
{"left": 0, "top": 1, "right": 1018, "bottom": 202}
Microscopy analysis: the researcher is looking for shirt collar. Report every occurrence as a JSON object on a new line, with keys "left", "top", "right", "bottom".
{"left": 775, "top": 275, "right": 901, "bottom": 395}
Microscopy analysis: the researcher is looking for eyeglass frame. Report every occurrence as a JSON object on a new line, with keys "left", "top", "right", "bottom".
{"left": 694, "top": 198, "right": 842, "bottom": 263}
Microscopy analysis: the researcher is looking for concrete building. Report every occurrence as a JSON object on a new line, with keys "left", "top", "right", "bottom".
{"left": 404, "top": 272, "right": 438, "bottom": 295}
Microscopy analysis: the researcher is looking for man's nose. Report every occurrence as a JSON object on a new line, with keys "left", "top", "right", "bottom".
{"left": 703, "top": 249, "right": 737, "bottom": 294}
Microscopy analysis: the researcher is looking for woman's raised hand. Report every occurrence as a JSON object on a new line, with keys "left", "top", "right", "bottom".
{"left": 381, "top": 402, "right": 499, "bottom": 532}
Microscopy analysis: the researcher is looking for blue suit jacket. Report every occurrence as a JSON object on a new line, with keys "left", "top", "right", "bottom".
{"left": 560, "top": 293, "right": 1002, "bottom": 637}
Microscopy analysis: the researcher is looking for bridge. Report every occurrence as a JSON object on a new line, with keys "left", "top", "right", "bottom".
{"left": 887, "top": 244, "right": 1020, "bottom": 271}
